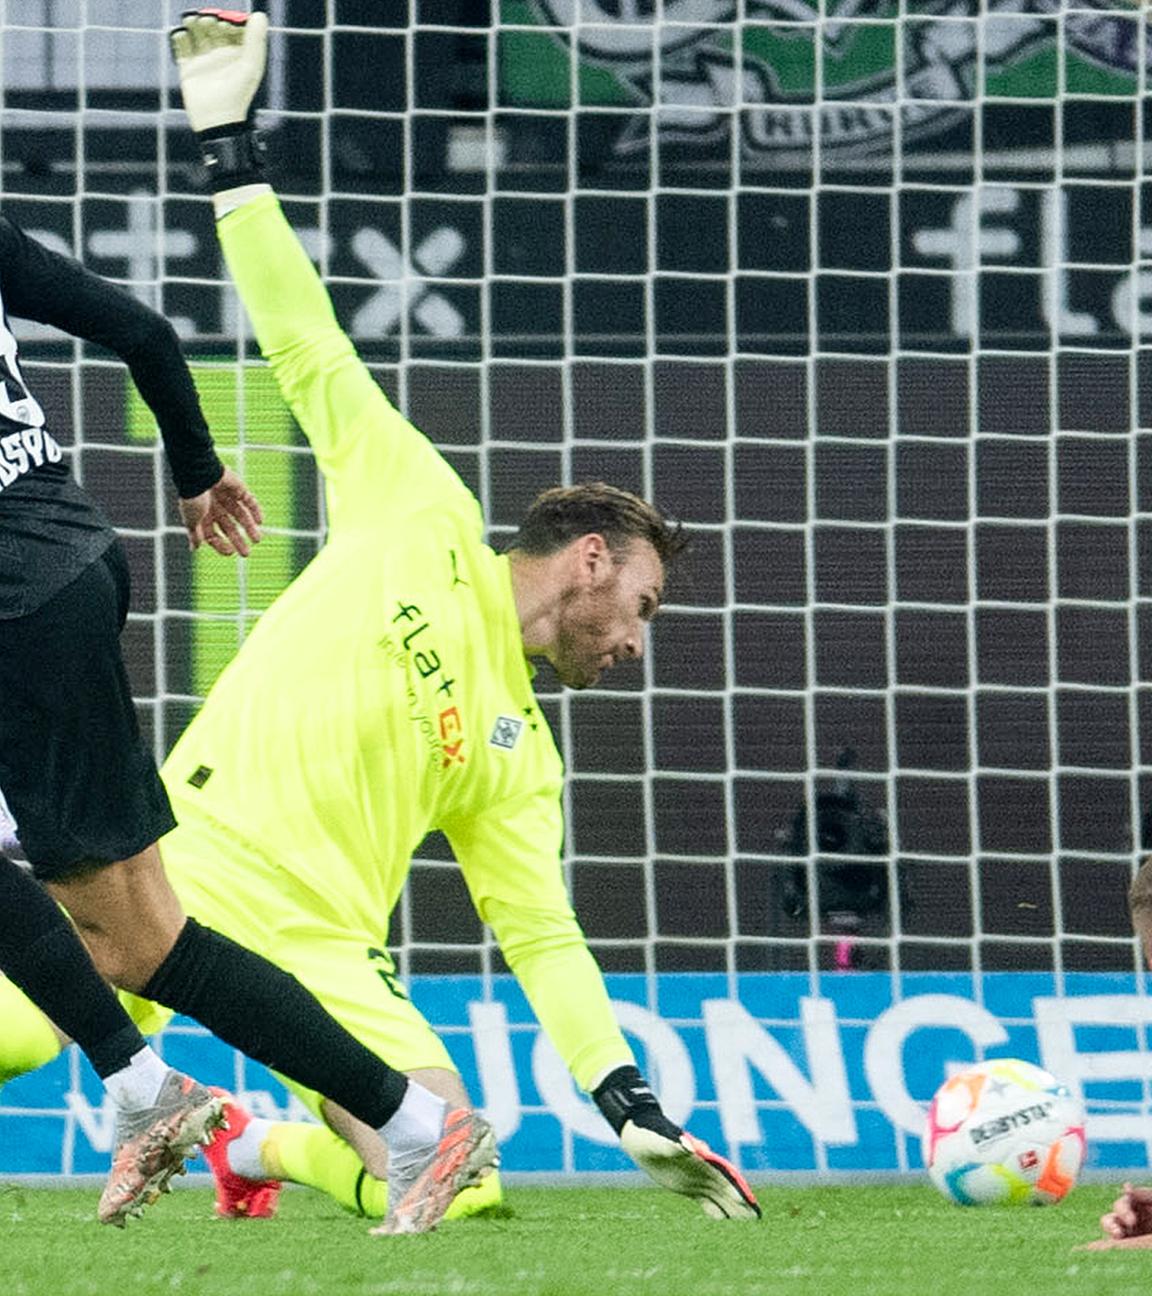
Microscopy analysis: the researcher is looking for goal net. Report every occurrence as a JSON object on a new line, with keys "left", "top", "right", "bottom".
{"left": 3, "top": 0, "right": 1152, "bottom": 1179}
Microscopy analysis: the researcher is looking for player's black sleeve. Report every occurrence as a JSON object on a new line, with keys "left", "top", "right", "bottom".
{"left": 0, "top": 215, "right": 223, "bottom": 498}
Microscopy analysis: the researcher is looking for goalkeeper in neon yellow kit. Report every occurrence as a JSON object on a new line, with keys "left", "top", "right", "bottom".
{"left": 0, "top": 9, "right": 759, "bottom": 1226}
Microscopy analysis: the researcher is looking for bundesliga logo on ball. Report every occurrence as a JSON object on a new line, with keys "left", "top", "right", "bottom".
{"left": 923, "top": 1059, "right": 1085, "bottom": 1207}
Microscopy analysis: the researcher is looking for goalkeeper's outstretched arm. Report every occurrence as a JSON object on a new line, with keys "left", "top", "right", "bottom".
{"left": 170, "top": 11, "right": 381, "bottom": 487}
{"left": 487, "top": 899, "right": 762, "bottom": 1223}
{"left": 451, "top": 805, "right": 762, "bottom": 1222}
{"left": 170, "top": 9, "right": 473, "bottom": 532}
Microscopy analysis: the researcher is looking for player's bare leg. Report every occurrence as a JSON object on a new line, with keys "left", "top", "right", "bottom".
{"left": 322, "top": 1067, "right": 473, "bottom": 1177}
{"left": 323, "top": 1070, "right": 501, "bottom": 1219}
{"left": 48, "top": 843, "right": 184, "bottom": 991}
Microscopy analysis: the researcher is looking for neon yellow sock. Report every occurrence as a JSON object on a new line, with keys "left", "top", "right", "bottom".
{"left": 0, "top": 978, "right": 63, "bottom": 1085}
{"left": 261, "top": 1121, "right": 503, "bottom": 1219}
{"left": 444, "top": 1169, "right": 503, "bottom": 1220}
{"left": 262, "top": 1122, "right": 374, "bottom": 1215}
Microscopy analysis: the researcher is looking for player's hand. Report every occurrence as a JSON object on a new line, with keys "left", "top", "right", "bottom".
{"left": 169, "top": 9, "right": 268, "bottom": 133}
{"left": 1088, "top": 1183, "right": 1152, "bottom": 1245}
{"left": 178, "top": 466, "right": 263, "bottom": 557}
{"left": 592, "top": 1065, "right": 761, "bottom": 1221}
{"left": 620, "top": 1111, "right": 762, "bottom": 1221}
{"left": 1077, "top": 1235, "right": 1152, "bottom": 1252}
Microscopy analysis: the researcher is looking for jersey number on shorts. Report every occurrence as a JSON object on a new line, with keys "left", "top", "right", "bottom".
{"left": 367, "top": 946, "right": 409, "bottom": 1000}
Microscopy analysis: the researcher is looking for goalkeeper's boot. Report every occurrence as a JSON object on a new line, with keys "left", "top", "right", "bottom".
{"left": 621, "top": 1122, "right": 762, "bottom": 1221}
{"left": 202, "top": 1088, "right": 282, "bottom": 1219}
{"left": 372, "top": 1107, "right": 497, "bottom": 1236}
{"left": 98, "top": 1070, "right": 226, "bottom": 1226}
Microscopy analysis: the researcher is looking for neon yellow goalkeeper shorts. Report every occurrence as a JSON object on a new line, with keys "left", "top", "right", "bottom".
{"left": 126, "top": 811, "right": 455, "bottom": 1119}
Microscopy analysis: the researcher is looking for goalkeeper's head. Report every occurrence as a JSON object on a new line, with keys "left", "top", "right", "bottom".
{"left": 507, "top": 482, "right": 687, "bottom": 691}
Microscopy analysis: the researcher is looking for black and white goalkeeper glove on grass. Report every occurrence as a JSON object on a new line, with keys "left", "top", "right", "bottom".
{"left": 592, "top": 1066, "right": 762, "bottom": 1221}
{"left": 170, "top": 9, "right": 269, "bottom": 192}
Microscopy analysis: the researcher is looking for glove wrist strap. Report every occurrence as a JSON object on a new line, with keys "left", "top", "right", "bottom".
{"left": 195, "top": 122, "right": 266, "bottom": 194}
{"left": 592, "top": 1065, "right": 663, "bottom": 1136}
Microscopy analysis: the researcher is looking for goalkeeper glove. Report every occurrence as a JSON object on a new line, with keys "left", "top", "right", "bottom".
{"left": 592, "top": 1065, "right": 761, "bottom": 1221}
{"left": 169, "top": 9, "right": 269, "bottom": 193}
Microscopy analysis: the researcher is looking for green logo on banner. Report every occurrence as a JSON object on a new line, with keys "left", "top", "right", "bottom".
{"left": 126, "top": 365, "right": 312, "bottom": 698}
{"left": 501, "top": 0, "right": 1144, "bottom": 158}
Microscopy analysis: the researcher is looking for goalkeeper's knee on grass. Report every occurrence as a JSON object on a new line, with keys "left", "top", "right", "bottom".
{"left": 592, "top": 1065, "right": 762, "bottom": 1221}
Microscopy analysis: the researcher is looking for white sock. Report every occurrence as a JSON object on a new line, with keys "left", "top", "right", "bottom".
{"left": 225, "top": 1117, "right": 275, "bottom": 1180}
{"left": 103, "top": 1046, "right": 169, "bottom": 1111}
{"left": 379, "top": 1081, "right": 446, "bottom": 1163}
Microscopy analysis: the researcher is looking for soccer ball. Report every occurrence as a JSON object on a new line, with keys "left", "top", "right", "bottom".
{"left": 922, "top": 1058, "right": 1085, "bottom": 1206}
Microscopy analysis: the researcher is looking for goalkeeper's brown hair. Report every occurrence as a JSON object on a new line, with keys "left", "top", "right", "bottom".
{"left": 512, "top": 482, "right": 687, "bottom": 565}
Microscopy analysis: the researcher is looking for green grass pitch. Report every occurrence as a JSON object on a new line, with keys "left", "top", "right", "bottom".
{"left": 0, "top": 1183, "right": 1143, "bottom": 1296}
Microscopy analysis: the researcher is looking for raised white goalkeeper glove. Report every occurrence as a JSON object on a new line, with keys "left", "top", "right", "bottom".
{"left": 592, "top": 1065, "right": 762, "bottom": 1221}
{"left": 169, "top": 9, "right": 269, "bottom": 192}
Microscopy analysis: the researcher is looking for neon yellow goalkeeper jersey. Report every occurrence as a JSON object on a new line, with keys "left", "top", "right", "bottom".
{"left": 162, "top": 194, "right": 629, "bottom": 1090}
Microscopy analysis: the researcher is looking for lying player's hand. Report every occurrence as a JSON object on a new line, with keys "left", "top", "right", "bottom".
{"left": 1077, "top": 1235, "right": 1152, "bottom": 1252}
{"left": 1086, "top": 1183, "right": 1152, "bottom": 1246}
{"left": 179, "top": 466, "right": 263, "bottom": 557}
{"left": 169, "top": 9, "right": 268, "bottom": 134}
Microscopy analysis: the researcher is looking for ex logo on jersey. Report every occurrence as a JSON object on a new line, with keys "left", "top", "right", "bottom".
{"left": 392, "top": 599, "right": 467, "bottom": 769}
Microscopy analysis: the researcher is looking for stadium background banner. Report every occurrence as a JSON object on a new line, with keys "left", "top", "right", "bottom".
{"left": 4, "top": 971, "right": 1152, "bottom": 1178}
{"left": 4, "top": 0, "right": 1152, "bottom": 1175}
